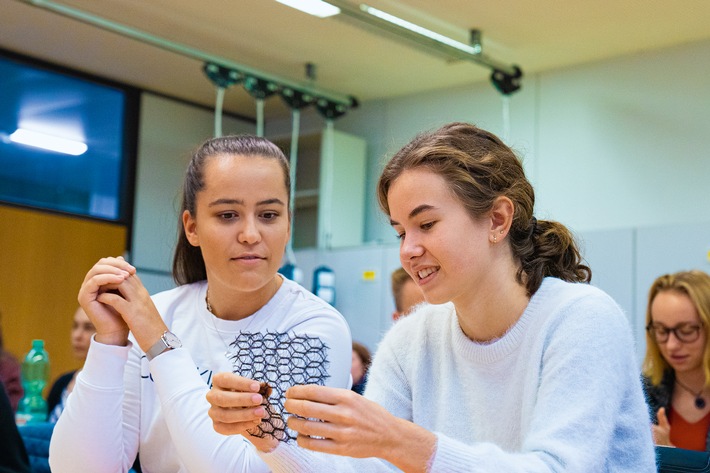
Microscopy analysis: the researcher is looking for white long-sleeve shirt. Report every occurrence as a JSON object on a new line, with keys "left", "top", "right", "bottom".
{"left": 259, "top": 278, "right": 657, "bottom": 472}
{"left": 49, "top": 278, "right": 352, "bottom": 473}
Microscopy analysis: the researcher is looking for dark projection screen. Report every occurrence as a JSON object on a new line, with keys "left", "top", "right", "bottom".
{"left": 0, "top": 51, "right": 137, "bottom": 222}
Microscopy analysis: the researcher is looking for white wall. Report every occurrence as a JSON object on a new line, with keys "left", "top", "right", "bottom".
{"left": 333, "top": 38, "right": 710, "bottom": 244}
{"left": 298, "top": 38, "right": 710, "bottom": 355}
{"left": 130, "top": 39, "right": 710, "bottom": 357}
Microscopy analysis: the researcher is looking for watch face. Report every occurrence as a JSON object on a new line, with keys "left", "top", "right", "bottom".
{"left": 164, "top": 331, "right": 182, "bottom": 348}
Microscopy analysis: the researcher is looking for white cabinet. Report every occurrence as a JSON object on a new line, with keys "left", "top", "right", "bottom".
{"left": 274, "top": 128, "right": 367, "bottom": 249}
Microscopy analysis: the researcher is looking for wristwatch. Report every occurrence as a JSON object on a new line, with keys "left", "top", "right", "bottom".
{"left": 145, "top": 331, "right": 182, "bottom": 361}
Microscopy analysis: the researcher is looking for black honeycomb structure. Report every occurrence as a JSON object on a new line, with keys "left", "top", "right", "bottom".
{"left": 227, "top": 331, "right": 330, "bottom": 442}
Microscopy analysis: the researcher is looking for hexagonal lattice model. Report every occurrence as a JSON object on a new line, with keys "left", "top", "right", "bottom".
{"left": 227, "top": 331, "right": 330, "bottom": 442}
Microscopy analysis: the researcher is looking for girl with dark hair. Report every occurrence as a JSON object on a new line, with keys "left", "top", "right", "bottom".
{"left": 350, "top": 341, "right": 371, "bottom": 395}
{"left": 49, "top": 135, "right": 352, "bottom": 472}
{"left": 208, "top": 122, "right": 655, "bottom": 471}
{"left": 46, "top": 307, "right": 95, "bottom": 423}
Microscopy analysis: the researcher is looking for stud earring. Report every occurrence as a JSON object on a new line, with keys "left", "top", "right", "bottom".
{"left": 493, "top": 234, "right": 497, "bottom": 243}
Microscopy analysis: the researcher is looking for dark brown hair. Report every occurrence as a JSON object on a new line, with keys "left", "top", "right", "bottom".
{"left": 352, "top": 341, "right": 372, "bottom": 370}
{"left": 377, "top": 122, "right": 590, "bottom": 296}
{"left": 172, "top": 135, "right": 290, "bottom": 285}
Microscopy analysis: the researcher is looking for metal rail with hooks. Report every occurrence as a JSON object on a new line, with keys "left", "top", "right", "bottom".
{"left": 18, "top": 0, "right": 359, "bottom": 110}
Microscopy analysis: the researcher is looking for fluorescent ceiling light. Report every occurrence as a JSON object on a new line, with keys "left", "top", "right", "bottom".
{"left": 275, "top": 0, "right": 340, "bottom": 18}
{"left": 360, "top": 4, "right": 481, "bottom": 55}
{"left": 10, "top": 128, "right": 88, "bottom": 156}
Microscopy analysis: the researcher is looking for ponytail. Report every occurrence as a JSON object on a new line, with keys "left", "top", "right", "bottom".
{"left": 513, "top": 218, "right": 591, "bottom": 296}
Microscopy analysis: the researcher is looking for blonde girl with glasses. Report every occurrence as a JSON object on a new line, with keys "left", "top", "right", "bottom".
{"left": 643, "top": 269, "right": 710, "bottom": 451}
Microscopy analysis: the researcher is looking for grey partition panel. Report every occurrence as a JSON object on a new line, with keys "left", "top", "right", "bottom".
{"left": 577, "top": 228, "right": 637, "bottom": 358}
{"left": 635, "top": 222, "right": 710, "bottom": 359}
{"left": 383, "top": 244, "right": 403, "bottom": 331}
{"left": 293, "top": 245, "right": 399, "bottom": 352}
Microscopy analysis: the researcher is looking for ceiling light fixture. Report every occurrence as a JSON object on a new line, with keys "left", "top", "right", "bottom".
{"left": 359, "top": 5, "right": 481, "bottom": 56}
{"left": 321, "top": 0, "right": 522, "bottom": 93}
{"left": 275, "top": 0, "right": 341, "bottom": 18}
{"left": 10, "top": 128, "right": 88, "bottom": 155}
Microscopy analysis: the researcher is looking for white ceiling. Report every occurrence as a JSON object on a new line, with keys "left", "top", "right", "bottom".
{"left": 2, "top": 0, "right": 710, "bottom": 120}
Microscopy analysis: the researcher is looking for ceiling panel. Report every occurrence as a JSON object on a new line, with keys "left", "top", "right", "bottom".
{"left": 1, "top": 0, "right": 709, "bottom": 120}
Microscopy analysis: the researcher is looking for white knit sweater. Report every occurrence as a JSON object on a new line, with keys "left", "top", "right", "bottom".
{"left": 260, "top": 277, "right": 656, "bottom": 472}
{"left": 49, "top": 278, "right": 352, "bottom": 473}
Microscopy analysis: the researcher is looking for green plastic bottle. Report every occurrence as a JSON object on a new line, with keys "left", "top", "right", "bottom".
{"left": 15, "top": 339, "right": 50, "bottom": 426}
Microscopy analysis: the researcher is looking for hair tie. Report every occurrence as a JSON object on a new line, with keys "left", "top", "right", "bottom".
{"left": 527, "top": 217, "right": 537, "bottom": 239}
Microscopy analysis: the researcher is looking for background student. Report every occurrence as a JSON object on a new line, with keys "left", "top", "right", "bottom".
{"left": 390, "top": 267, "right": 425, "bottom": 321}
{"left": 350, "top": 341, "right": 371, "bottom": 395}
{"left": 643, "top": 269, "right": 710, "bottom": 451}
{"left": 47, "top": 307, "right": 96, "bottom": 423}
{"left": 0, "top": 386, "right": 31, "bottom": 473}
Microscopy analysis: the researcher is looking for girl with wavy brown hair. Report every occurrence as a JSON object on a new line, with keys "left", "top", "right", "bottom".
{"left": 208, "top": 122, "right": 656, "bottom": 472}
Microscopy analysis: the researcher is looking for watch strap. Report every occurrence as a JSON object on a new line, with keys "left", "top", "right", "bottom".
{"left": 145, "top": 331, "right": 180, "bottom": 361}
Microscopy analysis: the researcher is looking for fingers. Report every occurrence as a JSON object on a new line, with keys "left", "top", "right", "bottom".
{"left": 286, "top": 384, "right": 345, "bottom": 404}
{"left": 657, "top": 407, "right": 669, "bottom": 427}
{"left": 94, "top": 274, "right": 150, "bottom": 309}
{"left": 79, "top": 257, "right": 136, "bottom": 305}
{"left": 212, "top": 372, "right": 262, "bottom": 393}
{"left": 207, "top": 373, "right": 264, "bottom": 412}
{"left": 284, "top": 385, "right": 355, "bottom": 424}
{"left": 287, "top": 415, "right": 342, "bottom": 439}
{"left": 208, "top": 400, "right": 266, "bottom": 424}
{"left": 295, "top": 434, "right": 340, "bottom": 454}
{"left": 207, "top": 386, "right": 264, "bottom": 409}
{"left": 652, "top": 407, "right": 673, "bottom": 446}
{"left": 212, "top": 417, "right": 263, "bottom": 436}
{"left": 652, "top": 424, "right": 672, "bottom": 446}
{"left": 82, "top": 256, "right": 135, "bottom": 283}
{"left": 284, "top": 398, "right": 344, "bottom": 425}
{"left": 78, "top": 257, "right": 156, "bottom": 348}
{"left": 207, "top": 374, "right": 268, "bottom": 437}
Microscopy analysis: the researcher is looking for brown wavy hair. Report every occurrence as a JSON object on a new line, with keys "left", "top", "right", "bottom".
{"left": 377, "top": 122, "right": 590, "bottom": 296}
{"left": 172, "top": 135, "right": 291, "bottom": 285}
{"left": 642, "top": 270, "right": 710, "bottom": 386}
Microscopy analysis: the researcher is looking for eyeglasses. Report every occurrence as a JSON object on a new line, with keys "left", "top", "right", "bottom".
{"left": 646, "top": 322, "right": 703, "bottom": 344}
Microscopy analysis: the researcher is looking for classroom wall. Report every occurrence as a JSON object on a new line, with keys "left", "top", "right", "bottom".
{"left": 0, "top": 205, "right": 126, "bottom": 393}
{"left": 8, "top": 36, "right": 705, "bottom": 375}
{"left": 331, "top": 37, "right": 710, "bottom": 244}
{"left": 280, "top": 38, "right": 710, "bottom": 356}
{"left": 134, "top": 41, "right": 710, "bottom": 356}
